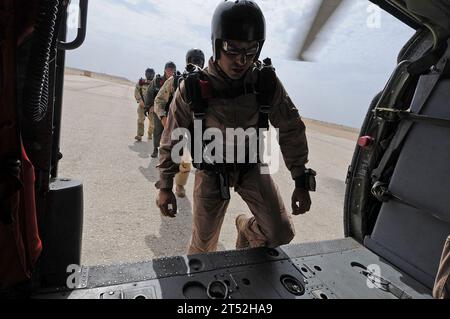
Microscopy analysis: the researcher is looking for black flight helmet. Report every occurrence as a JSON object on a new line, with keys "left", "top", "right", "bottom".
{"left": 163, "top": 61, "right": 177, "bottom": 79}
{"left": 186, "top": 48, "right": 205, "bottom": 68}
{"left": 211, "top": 0, "right": 266, "bottom": 62}
{"left": 145, "top": 68, "right": 155, "bottom": 81}
{"left": 164, "top": 61, "right": 177, "bottom": 71}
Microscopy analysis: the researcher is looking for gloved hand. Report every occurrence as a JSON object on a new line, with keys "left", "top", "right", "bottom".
{"left": 157, "top": 189, "right": 177, "bottom": 218}
{"left": 291, "top": 188, "right": 312, "bottom": 215}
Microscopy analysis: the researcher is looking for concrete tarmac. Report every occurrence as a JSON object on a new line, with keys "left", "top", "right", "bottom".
{"left": 60, "top": 73, "right": 360, "bottom": 266}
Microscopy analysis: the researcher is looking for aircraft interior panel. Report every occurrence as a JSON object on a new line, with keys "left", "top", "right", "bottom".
{"left": 35, "top": 239, "right": 432, "bottom": 299}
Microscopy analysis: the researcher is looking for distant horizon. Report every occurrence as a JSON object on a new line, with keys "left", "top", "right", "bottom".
{"left": 65, "top": 66, "right": 134, "bottom": 83}
{"left": 64, "top": 65, "right": 360, "bottom": 131}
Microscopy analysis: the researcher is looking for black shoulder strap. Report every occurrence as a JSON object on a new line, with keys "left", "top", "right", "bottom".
{"left": 164, "top": 76, "right": 181, "bottom": 114}
{"left": 185, "top": 70, "right": 210, "bottom": 119}
{"left": 257, "top": 58, "right": 277, "bottom": 130}
{"left": 257, "top": 58, "right": 277, "bottom": 109}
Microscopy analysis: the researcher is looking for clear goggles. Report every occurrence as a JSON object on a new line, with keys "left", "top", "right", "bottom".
{"left": 221, "top": 41, "right": 259, "bottom": 59}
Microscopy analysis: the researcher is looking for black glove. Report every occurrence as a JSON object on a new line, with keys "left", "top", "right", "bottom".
{"left": 291, "top": 188, "right": 312, "bottom": 216}
{"left": 144, "top": 106, "right": 150, "bottom": 117}
{"left": 157, "top": 190, "right": 178, "bottom": 218}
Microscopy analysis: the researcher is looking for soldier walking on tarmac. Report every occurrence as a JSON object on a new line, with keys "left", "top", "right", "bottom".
{"left": 134, "top": 68, "right": 155, "bottom": 142}
{"left": 145, "top": 62, "right": 176, "bottom": 158}
{"left": 154, "top": 49, "right": 206, "bottom": 198}
{"left": 156, "top": 0, "right": 316, "bottom": 255}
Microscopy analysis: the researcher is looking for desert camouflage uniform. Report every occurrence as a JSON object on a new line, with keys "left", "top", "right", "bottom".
{"left": 154, "top": 76, "right": 191, "bottom": 188}
{"left": 154, "top": 76, "right": 176, "bottom": 119}
{"left": 147, "top": 75, "right": 169, "bottom": 151}
{"left": 134, "top": 80, "right": 154, "bottom": 139}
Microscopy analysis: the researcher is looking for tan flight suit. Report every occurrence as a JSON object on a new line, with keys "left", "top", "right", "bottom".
{"left": 159, "top": 59, "right": 309, "bottom": 254}
{"left": 433, "top": 236, "right": 450, "bottom": 299}
{"left": 154, "top": 76, "right": 176, "bottom": 119}
{"left": 154, "top": 76, "right": 191, "bottom": 188}
{"left": 134, "top": 80, "right": 154, "bottom": 139}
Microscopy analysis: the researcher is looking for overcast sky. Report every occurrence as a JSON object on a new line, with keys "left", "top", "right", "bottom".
{"left": 66, "top": 0, "right": 414, "bottom": 128}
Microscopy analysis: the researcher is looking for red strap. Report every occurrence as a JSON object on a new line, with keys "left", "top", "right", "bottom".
{"left": 199, "top": 80, "right": 213, "bottom": 99}
{"left": 0, "top": 145, "right": 42, "bottom": 289}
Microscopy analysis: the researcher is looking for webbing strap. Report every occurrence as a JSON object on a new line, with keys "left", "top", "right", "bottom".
{"left": 375, "top": 108, "right": 450, "bottom": 128}
{"left": 371, "top": 182, "right": 450, "bottom": 225}
{"left": 372, "top": 50, "right": 449, "bottom": 182}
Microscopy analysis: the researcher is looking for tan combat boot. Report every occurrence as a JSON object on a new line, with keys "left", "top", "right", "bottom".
{"left": 135, "top": 135, "right": 142, "bottom": 142}
{"left": 235, "top": 214, "right": 250, "bottom": 249}
{"left": 175, "top": 184, "right": 186, "bottom": 198}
